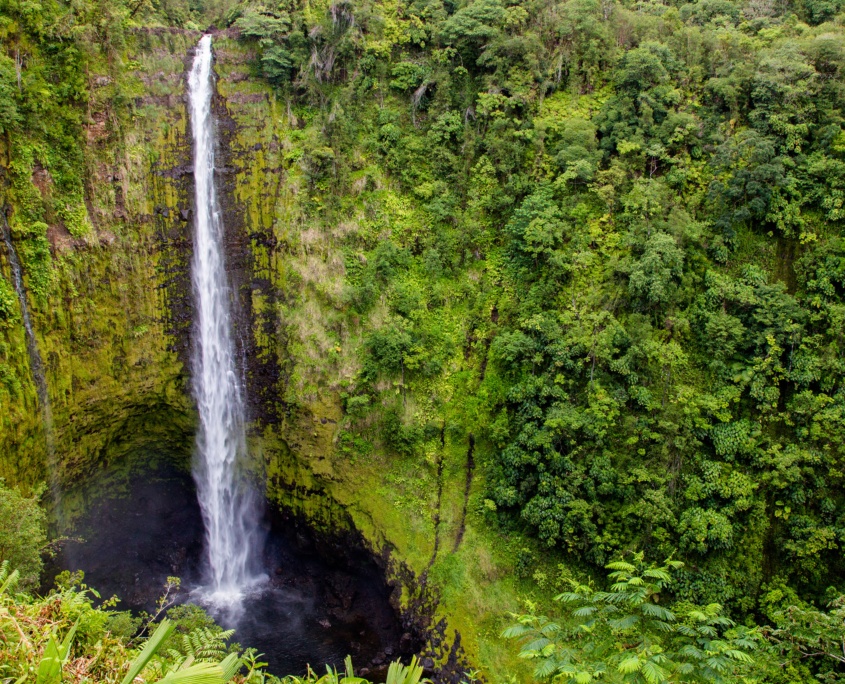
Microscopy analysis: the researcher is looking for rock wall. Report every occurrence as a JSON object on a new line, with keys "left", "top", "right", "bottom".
{"left": 0, "top": 31, "right": 527, "bottom": 679}
{"left": 0, "top": 31, "right": 201, "bottom": 497}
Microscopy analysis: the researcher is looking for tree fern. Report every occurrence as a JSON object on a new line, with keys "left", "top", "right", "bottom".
{"left": 176, "top": 627, "right": 235, "bottom": 662}
{"left": 0, "top": 560, "right": 20, "bottom": 597}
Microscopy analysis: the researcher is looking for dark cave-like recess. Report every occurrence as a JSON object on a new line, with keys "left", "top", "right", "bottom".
{"left": 46, "top": 458, "right": 416, "bottom": 677}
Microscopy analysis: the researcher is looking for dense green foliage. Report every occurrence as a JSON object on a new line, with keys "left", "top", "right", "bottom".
{"left": 0, "top": 479, "right": 45, "bottom": 588}
{"left": 504, "top": 555, "right": 760, "bottom": 683}
{"left": 0, "top": 561, "right": 430, "bottom": 684}
{"left": 4, "top": 0, "right": 845, "bottom": 677}
{"left": 505, "top": 554, "right": 845, "bottom": 682}
{"left": 222, "top": 0, "right": 845, "bottom": 613}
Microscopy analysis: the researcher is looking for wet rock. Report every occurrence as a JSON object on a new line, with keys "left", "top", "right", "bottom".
{"left": 157, "top": 165, "right": 193, "bottom": 179}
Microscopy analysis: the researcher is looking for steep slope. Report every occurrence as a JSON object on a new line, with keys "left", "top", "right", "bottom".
{"left": 3, "top": 0, "right": 845, "bottom": 679}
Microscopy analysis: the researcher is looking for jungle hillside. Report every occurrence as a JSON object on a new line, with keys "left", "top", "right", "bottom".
{"left": 3, "top": 0, "right": 845, "bottom": 679}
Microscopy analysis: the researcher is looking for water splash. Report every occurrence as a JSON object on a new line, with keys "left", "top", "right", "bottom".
{"left": 188, "top": 35, "right": 262, "bottom": 612}
{"left": 1, "top": 210, "right": 57, "bottom": 495}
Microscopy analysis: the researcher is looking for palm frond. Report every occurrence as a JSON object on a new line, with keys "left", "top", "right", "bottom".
{"left": 219, "top": 653, "right": 242, "bottom": 681}
{"left": 385, "top": 656, "right": 428, "bottom": 684}
{"left": 158, "top": 662, "right": 225, "bottom": 684}
{"left": 121, "top": 619, "right": 176, "bottom": 684}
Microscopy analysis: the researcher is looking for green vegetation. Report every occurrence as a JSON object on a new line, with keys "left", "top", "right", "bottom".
{"left": 0, "top": 559, "right": 431, "bottom": 684}
{"left": 505, "top": 555, "right": 760, "bottom": 683}
{"left": 0, "top": 479, "right": 46, "bottom": 589}
{"left": 213, "top": 0, "right": 845, "bottom": 674}
{"left": 3, "top": 539, "right": 845, "bottom": 683}
{"left": 504, "top": 554, "right": 845, "bottom": 682}
{"left": 222, "top": 0, "right": 845, "bottom": 613}
{"left": 2, "top": 0, "right": 845, "bottom": 678}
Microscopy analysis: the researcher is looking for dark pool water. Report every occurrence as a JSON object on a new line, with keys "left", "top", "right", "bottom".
{"left": 47, "top": 463, "right": 410, "bottom": 677}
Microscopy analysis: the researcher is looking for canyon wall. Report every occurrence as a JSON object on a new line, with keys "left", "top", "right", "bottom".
{"left": 0, "top": 30, "right": 512, "bottom": 678}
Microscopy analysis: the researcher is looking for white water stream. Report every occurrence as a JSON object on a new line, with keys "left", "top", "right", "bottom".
{"left": 188, "top": 34, "right": 261, "bottom": 609}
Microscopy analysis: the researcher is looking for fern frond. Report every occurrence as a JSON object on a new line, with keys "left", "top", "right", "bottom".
{"left": 0, "top": 562, "right": 20, "bottom": 597}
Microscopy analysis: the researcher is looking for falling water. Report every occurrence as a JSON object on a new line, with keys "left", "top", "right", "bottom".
{"left": 1, "top": 210, "right": 56, "bottom": 475}
{"left": 188, "top": 35, "right": 261, "bottom": 609}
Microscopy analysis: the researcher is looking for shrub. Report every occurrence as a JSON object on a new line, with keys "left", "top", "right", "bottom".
{"left": 0, "top": 479, "right": 46, "bottom": 589}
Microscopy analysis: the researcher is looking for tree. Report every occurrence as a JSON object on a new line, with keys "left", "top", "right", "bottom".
{"left": 0, "top": 480, "right": 46, "bottom": 589}
{"left": 440, "top": 0, "right": 505, "bottom": 60}
{"left": 764, "top": 592, "right": 845, "bottom": 680}
{"left": 503, "top": 554, "right": 760, "bottom": 683}
{"left": 628, "top": 232, "right": 685, "bottom": 307}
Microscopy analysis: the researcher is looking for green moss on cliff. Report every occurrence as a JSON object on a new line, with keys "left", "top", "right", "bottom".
{"left": 0, "top": 30, "right": 195, "bottom": 496}
{"left": 0, "top": 23, "right": 550, "bottom": 680}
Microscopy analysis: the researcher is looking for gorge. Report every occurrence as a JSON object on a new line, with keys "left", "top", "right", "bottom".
{"left": 1, "top": 26, "right": 445, "bottom": 681}
{"left": 3, "top": 0, "right": 845, "bottom": 681}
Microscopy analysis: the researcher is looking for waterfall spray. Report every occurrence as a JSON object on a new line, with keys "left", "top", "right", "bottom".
{"left": 188, "top": 35, "right": 262, "bottom": 610}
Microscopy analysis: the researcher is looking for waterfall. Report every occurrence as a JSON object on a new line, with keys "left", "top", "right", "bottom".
{"left": 1, "top": 210, "right": 56, "bottom": 477}
{"left": 188, "top": 34, "right": 261, "bottom": 609}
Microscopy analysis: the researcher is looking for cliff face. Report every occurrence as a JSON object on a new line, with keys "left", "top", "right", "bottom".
{"left": 0, "top": 31, "right": 198, "bottom": 494}
{"left": 0, "top": 32, "right": 276, "bottom": 490}
{"left": 0, "top": 25, "right": 346, "bottom": 560}
{"left": 0, "top": 30, "right": 513, "bottom": 677}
